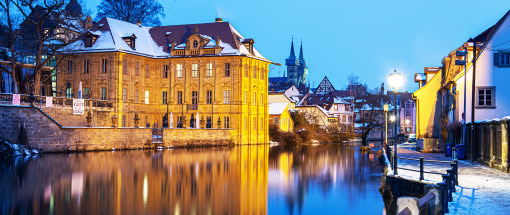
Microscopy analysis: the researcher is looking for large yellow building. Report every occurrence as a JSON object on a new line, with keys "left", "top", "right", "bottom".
{"left": 57, "top": 17, "right": 273, "bottom": 144}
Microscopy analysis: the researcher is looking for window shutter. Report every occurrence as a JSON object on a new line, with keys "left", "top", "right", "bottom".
{"left": 494, "top": 53, "right": 500, "bottom": 66}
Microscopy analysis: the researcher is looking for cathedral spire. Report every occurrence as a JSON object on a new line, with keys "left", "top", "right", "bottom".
{"left": 299, "top": 41, "right": 305, "bottom": 64}
{"left": 289, "top": 37, "right": 296, "bottom": 60}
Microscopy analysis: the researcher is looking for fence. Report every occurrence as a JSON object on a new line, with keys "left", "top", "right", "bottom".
{"left": 448, "top": 119, "right": 510, "bottom": 172}
{"left": 0, "top": 93, "right": 113, "bottom": 109}
{"left": 386, "top": 146, "right": 458, "bottom": 214}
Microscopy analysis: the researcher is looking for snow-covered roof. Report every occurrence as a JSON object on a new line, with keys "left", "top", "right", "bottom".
{"left": 415, "top": 73, "right": 427, "bottom": 81}
{"left": 61, "top": 17, "right": 270, "bottom": 61}
{"left": 333, "top": 97, "right": 350, "bottom": 104}
{"left": 61, "top": 17, "right": 167, "bottom": 57}
{"left": 269, "top": 103, "right": 289, "bottom": 115}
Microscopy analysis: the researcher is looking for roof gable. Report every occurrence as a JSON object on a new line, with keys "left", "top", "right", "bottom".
{"left": 314, "top": 76, "right": 336, "bottom": 95}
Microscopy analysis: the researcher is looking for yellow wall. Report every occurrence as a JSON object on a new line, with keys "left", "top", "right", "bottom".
{"left": 412, "top": 70, "right": 442, "bottom": 138}
{"left": 57, "top": 52, "right": 270, "bottom": 144}
{"left": 268, "top": 104, "right": 294, "bottom": 132}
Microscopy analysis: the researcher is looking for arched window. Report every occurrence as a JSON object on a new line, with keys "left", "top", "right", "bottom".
{"left": 193, "top": 40, "right": 198, "bottom": 48}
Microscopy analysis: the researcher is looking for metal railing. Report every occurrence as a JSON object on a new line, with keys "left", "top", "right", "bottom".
{"left": 0, "top": 93, "right": 113, "bottom": 108}
{"left": 388, "top": 149, "right": 458, "bottom": 214}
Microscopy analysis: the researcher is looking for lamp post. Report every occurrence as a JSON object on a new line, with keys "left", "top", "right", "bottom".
{"left": 455, "top": 47, "right": 468, "bottom": 161}
{"left": 384, "top": 104, "right": 389, "bottom": 149}
{"left": 388, "top": 70, "right": 404, "bottom": 175}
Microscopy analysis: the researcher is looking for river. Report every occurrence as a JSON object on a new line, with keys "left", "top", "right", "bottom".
{"left": 0, "top": 143, "right": 385, "bottom": 215}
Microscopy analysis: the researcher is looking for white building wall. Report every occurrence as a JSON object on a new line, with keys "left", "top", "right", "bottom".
{"left": 456, "top": 15, "right": 510, "bottom": 122}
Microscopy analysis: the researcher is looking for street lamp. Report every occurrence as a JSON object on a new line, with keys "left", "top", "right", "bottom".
{"left": 456, "top": 47, "right": 468, "bottom": 162}
{"left": 388, "top": 70, "right": 403, "bottom": 175}
{"left": 384, "top": 104, "right": 389, "bottom": 150}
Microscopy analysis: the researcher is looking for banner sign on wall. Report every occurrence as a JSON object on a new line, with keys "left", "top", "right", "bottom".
{"left": 12, "top": 94, "right": 20, "bottom": 105}
{"left": 73, "top": 99, "right": 84, "bottom": 114}
{"left": 46, "top": 97, "right": 53, "bottom": 107}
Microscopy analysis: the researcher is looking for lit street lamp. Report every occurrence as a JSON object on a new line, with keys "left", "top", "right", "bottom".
{"left": 388, "top": 70, "right": 404, "bottom": 175}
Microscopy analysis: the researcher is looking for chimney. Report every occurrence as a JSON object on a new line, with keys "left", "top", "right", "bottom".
{"left": 85, "top": 15, "right": 93, "bottom": 30}
{"left": 215, "top": 18, "right": 223, "bottom": 23}
{"left": 136, "top": 20, "right": 142, "bottom": 27}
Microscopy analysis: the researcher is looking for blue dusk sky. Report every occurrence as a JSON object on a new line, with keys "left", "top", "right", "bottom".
{"left": 84, "top": 0, "right": 510, "bottom": 92}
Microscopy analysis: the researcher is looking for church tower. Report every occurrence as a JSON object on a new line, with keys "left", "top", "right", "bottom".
{"left": 285, "top": 38, "right": 308, "bottom": 88}
{"left": 297, "top": 42, "right": 308, "bottom": 88}
{"left": 285, "top": 38, "right": 300, "bottom": 86}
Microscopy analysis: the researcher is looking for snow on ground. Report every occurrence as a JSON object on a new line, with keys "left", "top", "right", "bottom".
{"left": 394, "top": 143, "right": 510, "bottom": 215}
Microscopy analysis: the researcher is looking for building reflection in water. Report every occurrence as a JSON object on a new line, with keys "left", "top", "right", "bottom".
{"left": 0, "top": 144, "right": 383, "bottom": 215}
{"left": 0, "top": 146, "right": 268, "bottom": 215}
{"left": 267, "top": 144, "right": 384, "bottom": 214}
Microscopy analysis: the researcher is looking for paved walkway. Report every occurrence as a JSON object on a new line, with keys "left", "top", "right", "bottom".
{"left": 394, "top": 143, "right": 510, "bottom": 214}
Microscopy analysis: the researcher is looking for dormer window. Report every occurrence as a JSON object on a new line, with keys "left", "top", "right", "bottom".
{"left": 84, "top": 32, "right": 99, "bottom": 47}
{"left": 193, "top": 40, "right": 198, "bottom": 48}
{"left": 242, "top": 38, "right": 254, "bottom": 54}
{"left": 122, "top": 34, "right": 137, "bottom": 50}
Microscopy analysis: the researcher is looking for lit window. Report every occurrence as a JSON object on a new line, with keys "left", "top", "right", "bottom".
{"left": 192, "top": 64, "right": 198, "bottom": 77}
{"left": 176, "top": 64, "right": 183, "bottom": 77}
{"left": 223, "top": 90, "right": 230, "bottom": 104}
{"left": 145, "top": 90, "right": 149, "bottom": 104}
{"left": 206, "top": 63, "right": 213, "bottom": 77}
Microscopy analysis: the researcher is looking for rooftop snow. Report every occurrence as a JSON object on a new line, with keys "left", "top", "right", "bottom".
{"left": 269, "top": 103, "right": 289, "bottom": 115}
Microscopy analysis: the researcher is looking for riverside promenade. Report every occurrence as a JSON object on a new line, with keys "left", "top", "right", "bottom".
{"left": 395, "top": 143, "right": 510, "bottom": 214}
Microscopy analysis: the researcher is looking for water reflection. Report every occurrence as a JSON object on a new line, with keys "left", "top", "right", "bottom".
{"left": 268, "top": 144, "right": 384, "bottom": 214}
{"left": 0, "top": 144, "right": 384, "bottom": 215}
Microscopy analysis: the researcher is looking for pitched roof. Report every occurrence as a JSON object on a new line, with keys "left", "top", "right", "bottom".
{"left": 314, "top": 76, "right": 336, "bottom": 95}
{"left": 269, "top": 103, "right": 289, "bottom": 115}
{"left": 471, "top": 10, "right": 510, "bottom": 44}
{"left": 61, "top": 17, "right": 269, "bottom": 60}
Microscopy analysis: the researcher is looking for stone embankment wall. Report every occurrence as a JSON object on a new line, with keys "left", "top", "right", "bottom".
{"left": 0, "top": 105, "right": 152, "bottom": 152}
{"left": 41, "top": 106, "right": 112, "bottom": 127}
{"left": 0, "top": 105, "right": 238, "bottom": 152}
{"left": 162, "top": 128, "right": 236, "bottom": 147}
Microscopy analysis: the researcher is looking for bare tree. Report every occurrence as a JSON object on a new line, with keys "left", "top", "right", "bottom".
{"left": 0, "top": 0, "right": 20, "bottom": 93}
{"left": 347, "top": 75, "right": 385, "bottom": 146}
{"left": 13, "top": 0, "right": 83, "bottom": 95}
{"left": 96, "top": 0, "right": 164, "bottom": 26}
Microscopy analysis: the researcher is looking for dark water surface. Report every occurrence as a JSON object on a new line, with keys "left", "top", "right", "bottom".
{"left": 0, "top": 143, "right": 385, "bottom": 215}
